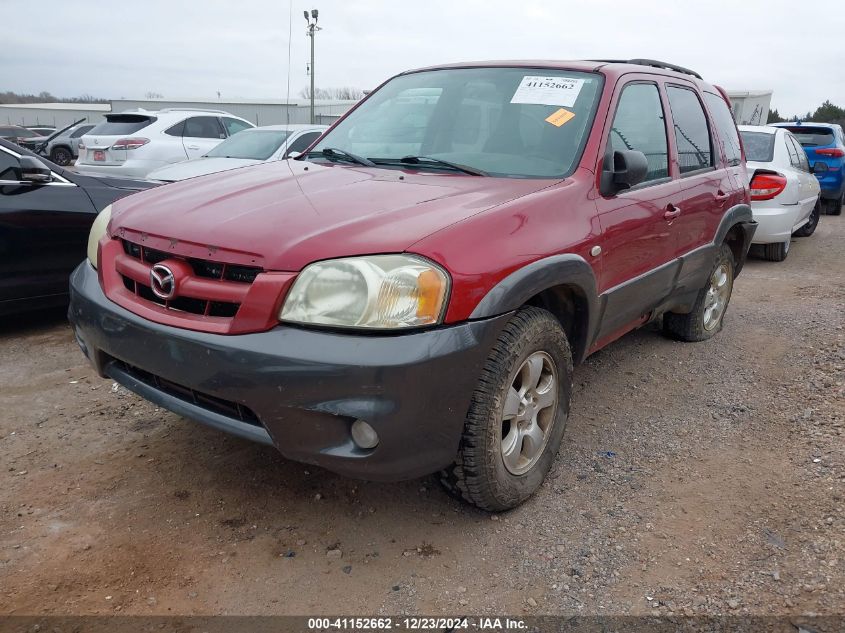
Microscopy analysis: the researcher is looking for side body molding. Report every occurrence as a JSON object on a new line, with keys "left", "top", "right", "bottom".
{"left": 469, "top": 254, "right": 599, "bottom": 363}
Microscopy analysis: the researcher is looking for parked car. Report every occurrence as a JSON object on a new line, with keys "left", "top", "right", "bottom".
{"left": 76, "top": 109, "right": 255, "bottom": 178}
{"left": 0, "top": 138, "right": 157, "bottom": 316}
{"left": 43, "top": 122, "right": 97, "bottom": 166}
{"left": 0, "top": 126, "right": 41, "bottom": 145}
{"left": 738, "top": 125, "right": 821, "bottom": 261}
{"left": 70, "top": 59, "right": 755, "bottom": 511}
{"left": 147, "top": 124, "right": 327, "bottom": 182}
{"left": 770, "top": 122, "right": 845, "bottom": 215}
{"left": 27, "top": 126, "right": 56, "bottom": 137}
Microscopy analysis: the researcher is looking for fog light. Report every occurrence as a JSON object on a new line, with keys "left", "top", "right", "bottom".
{"left": 351, "top": 419, "right": 379, "bottom": 449}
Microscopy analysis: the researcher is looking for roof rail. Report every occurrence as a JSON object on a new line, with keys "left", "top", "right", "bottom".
{"left": 157, "top": 107, "right": 230, "bottom": 114}
{"left": 591, "top": 58, "right": 702, "bottom": 80}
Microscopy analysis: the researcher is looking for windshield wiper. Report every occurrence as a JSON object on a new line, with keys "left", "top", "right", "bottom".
{"left": 302, "top": 147, "right": 375, "bottom": 167}
{"left": 374, "top": 155, "right": 487, "bottom": 176}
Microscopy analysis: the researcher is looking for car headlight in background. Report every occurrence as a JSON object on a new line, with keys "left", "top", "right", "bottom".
{"left": 280, "top": 254, "right": 449, "bottom": 329}
{"left": 86, "top": 204, "right": 112, "bottom": 269}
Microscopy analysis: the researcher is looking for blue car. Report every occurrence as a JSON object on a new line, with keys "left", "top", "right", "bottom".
{"left": 771, "top": 122, "right": 845, "bottom": 215}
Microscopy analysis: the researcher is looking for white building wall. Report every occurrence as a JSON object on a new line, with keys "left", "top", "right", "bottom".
{"left": 0, "top": 103, "right": 110, "bottom": 128}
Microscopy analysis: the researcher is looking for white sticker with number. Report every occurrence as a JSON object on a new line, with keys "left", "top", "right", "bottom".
{"left": 510, "top": 76, "right": 585, "bottom": 107}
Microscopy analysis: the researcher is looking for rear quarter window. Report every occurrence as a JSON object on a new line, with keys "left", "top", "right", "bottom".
{"left": 89, "top": 115, "right": 155, "bottom": 136}
{"left": 704, "top": 92, "right": 742, "bottom": 166}
{"left": 739, "top": 130, "right": 775, "bottom": 162}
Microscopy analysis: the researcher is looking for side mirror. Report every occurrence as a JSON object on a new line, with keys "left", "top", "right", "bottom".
{"left": 286, "top": 151, "right": 302, "bottom": 159}
{"left": 812, "top": 162, "right": 828, "bottom": 174}
{"left": 19, "top": 156, "right": 52, "bottom": 183}
{"left": 600, "top": 149, "right": 649, "bottom": 196}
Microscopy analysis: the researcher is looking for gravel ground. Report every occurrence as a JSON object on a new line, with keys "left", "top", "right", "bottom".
{"left": 1, "top": 215, "right": 843, "bottom": 617}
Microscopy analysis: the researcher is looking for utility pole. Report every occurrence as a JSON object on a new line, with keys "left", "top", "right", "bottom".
{"left": 304, "top": 9, "right": 321, "bottom": 124}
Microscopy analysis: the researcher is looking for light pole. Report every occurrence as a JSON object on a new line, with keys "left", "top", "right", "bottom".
{"left": 304, "top": 9, "right": 321, "bottom": 124}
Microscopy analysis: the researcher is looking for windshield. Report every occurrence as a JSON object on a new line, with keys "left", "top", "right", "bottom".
{"left": 739, "top": 131, "right": 775, "bottom": 162}
{"left": 205, "top": 130, "right": 291, "bottom": 160}
{"left": 310, "top": 67, "right": 604, "bottom": 178}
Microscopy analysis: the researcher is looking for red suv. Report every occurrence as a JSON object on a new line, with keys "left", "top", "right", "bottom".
{"left": 70, "top": 59, "right": 756, "bottom": 511}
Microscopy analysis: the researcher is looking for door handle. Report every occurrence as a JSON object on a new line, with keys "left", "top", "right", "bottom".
{"left": 664, "top": 204, "right": 681, "bottom": 221}
{"left": 186, "top": 144, "right": 200, "bottom": 150}
{"left": 715, "top": 190, "right": 730, "bottom": 203}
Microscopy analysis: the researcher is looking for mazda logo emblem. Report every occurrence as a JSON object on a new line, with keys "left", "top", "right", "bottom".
{"left": 150, "top": 264, "right": 176, "bottom": 300}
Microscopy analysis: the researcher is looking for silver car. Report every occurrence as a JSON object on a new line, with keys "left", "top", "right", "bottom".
{"left": 146, "top": 124, "right": 327, "bottom": 182}
{"left": 43, "top": 123, "right": 97, "bottom": 166}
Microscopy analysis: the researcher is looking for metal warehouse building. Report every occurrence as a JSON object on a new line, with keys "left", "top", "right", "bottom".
{"left": 1, "top": 98, "right": 358, "bottom": 129}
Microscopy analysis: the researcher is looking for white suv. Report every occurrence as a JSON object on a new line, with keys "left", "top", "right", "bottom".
{"left": 76, "top": 109, "right": 254, "bottom": 178}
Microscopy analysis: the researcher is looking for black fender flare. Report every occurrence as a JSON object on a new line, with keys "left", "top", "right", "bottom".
{"left": 714, "top": 203, "right": 757, "bottom": 276}
{"left": 469, "top": 254, "right": 599, "bottom": 363}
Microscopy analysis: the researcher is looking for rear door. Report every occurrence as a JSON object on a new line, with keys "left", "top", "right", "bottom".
{"left": 785, "top": 133, "right": 818, "bottom": 217}
{"left": 182, "top": 116, "right": 227, "bottom": 159}
{"left": 664, "top": 83, "right": 731, "bottom": 261}
{"left": 0, "top": 147, "right": 96, "bottom": 309}
{"left": 594, "top": 78, "right": 680, "bottom": 341}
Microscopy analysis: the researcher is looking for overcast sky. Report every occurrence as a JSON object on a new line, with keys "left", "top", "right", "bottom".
{"left": 3, "top": 0, "right": 843, "bottom": 115}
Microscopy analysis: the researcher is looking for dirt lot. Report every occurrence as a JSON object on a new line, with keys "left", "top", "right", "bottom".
{"left": 1, "top": 216, "right": 843, "bottom": 618}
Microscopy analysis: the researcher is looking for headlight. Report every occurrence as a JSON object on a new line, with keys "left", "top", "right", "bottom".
{"left": 87, "top": 204, "right": 112, "bottom": 269}
{"left": 280, "top": 254, "right": 449, "bottom": 329}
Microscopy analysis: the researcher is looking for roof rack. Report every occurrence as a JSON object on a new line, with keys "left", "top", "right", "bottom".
{"left": 157, "top": 107, "right": 230, "bottom": 114}
{"left": 591, "top": 58, "right": 702, "bottom": 80}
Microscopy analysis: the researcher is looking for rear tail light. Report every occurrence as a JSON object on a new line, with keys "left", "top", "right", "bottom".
{"left": 749, "top": 172, "right": 787, "bottom": 201}
{"left": 112, "top": 138, "right": 150, "bottom": 150}
{"left": 815, "top": 148, "right": 845, "bottom": 158}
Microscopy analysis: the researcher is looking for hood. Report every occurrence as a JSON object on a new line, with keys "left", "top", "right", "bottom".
{"left": 110, "top": 159, "right": 555, "bottom": 271}
{"left": 147, "top": 157, "right": 263, "bottom": 182}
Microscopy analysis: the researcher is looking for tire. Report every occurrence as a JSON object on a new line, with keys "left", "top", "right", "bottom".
{"left": 50, "top": 146, "right": 73, "bottom": 166}
{"left": 664, "top": 243, "right": 735, "bottom": 342}
{"left": 829, "top": 191, "right": 843, "bottom": 216}
{"left": 439, "top": 306, "right": 573, "bottom": 512}
{"left": 793, "top": 200, "right": 820, "bottom": 237}
{"left": 763, "top": 239, "right": 790, "bottom": 262}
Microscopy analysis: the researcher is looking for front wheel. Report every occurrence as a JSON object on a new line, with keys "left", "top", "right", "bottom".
{"left": 440, "top": 306, "right": 572, "bottom": 511}
{"left": 664, "top": 243, "right": 735, "bottom": 342}
{"left": 50, "top": 147, "right": 73, "bottom": 166}
{"left": 793, "top": 200, "right": 820, "bottom": 237}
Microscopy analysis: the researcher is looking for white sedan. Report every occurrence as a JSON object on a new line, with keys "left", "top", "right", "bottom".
{"left": 147, "top": 124, "right": 327, "bottom": 182}
{"left": 738, "top": 125, "right": 821, "bottom": 261}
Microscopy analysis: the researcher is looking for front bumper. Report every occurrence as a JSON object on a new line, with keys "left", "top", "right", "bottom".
{"left": 69, "top": 262, "right": 509, "bottom": 481}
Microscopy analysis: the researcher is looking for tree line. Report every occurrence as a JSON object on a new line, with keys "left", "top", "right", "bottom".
{"left": 0, "top": 91, "right": 107, "bottom": 104}
{"left": 768, "top": 100, "right": 845, "bottom": 127}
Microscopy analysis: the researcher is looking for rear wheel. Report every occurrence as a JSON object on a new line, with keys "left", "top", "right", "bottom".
{"left": 793, "top": 200, "right": 820, "bottom": 237}
{"left": 50, "top": 146, "right": 73, "bottom": 166}
{"left": 664, "top": 243, "right": 734, "bottom": 342}
{"left": 763, "top": 239, "right": 790, "bottom": 262}
{"left": 829, "top": 191, "right": 843, "bottom": 216}
{"left": 440, "top": 306, "right": 572, "bottom": 511}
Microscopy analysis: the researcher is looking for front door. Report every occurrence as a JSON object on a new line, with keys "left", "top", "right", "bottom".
{"left": 594, "top": 79, "right": 680, "bottom": 341}
{"left": 0, "top": 148, "right": 95, "bottom": 309}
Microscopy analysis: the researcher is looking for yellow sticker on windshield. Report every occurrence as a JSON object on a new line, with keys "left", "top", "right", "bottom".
{"left": 545, "top": 108, "right": 575, "bottom": 127}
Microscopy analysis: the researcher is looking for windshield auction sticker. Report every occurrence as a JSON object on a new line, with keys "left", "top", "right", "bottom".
{"left": 511, "top": 76, "right": 585, "bottom": 107}
{"left": 545, "top": 108, "right": 575, "bottom": 127}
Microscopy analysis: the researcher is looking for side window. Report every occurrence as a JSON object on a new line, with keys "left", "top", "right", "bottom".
{"left": 608, "top": 82, "right": 669, "bottom": 183}
{"left": 70, "top": 126, "right": 93, "bottom": 139}
{"left": 785, "top": 135, "right": 801, "bottom": 168}
{"left": 183, "top": 116, "right": 225, "bottom": 139}
{"left": 0, "top": 150, "right": 21, "bottom": 181}
{"left": 789, "top": 135, "right": 809, "bottom": 171}
{"left": 285, "top": 131, "right": 322, "bottom": 156}
{"left": 223, "top": 117, "right": 252, "bottom": 136}
{"left": 666, "top": 86, "right": 714, "bottom": 174}
{"left": 703, "top": 92, "right": 742, "bottom": 166}
{"left": 164, "top": 120, "right": 185, "bottom": 137}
